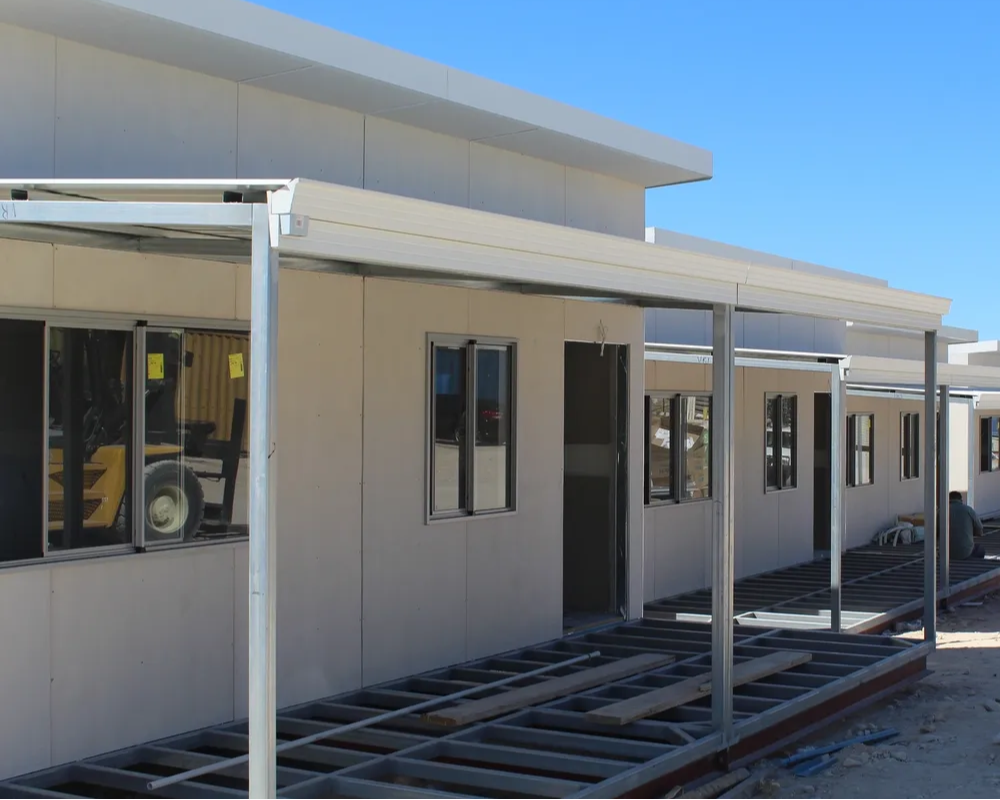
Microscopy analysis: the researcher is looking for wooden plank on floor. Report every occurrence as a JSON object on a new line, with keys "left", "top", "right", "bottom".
{"left": 585, "top": 651, "right": 812, "bottom": 726}
{"left": 423, "top": 653, "right": 674, "bottom": 727}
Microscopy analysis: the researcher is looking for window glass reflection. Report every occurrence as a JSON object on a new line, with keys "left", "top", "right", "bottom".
{"left": 47, "top": 328, "right": 133, "bottom": 552}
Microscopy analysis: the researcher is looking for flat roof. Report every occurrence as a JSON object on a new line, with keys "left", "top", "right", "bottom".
{"left": 0, "top": 0, "right": 713, "bottom": 189}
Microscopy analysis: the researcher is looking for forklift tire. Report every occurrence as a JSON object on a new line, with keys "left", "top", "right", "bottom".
{"left": 140, "top": 460, "right": 206, "bottom": 542}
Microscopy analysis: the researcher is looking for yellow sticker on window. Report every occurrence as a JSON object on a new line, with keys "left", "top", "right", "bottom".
{"left": 147, "top": 353, "right": 165, "bottom": 380}
{"left": 228, "top": 352, "right": 245, "bottom": 380}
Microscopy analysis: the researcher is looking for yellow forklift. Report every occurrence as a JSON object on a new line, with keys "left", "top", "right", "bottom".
{"left": 47, "top": 329, "right": 246, "bottom": 548}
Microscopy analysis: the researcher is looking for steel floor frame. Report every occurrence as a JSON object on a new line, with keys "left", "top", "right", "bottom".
{"left": 645, "top": 528, "right": 1000, "bottom": 633}
{"left": 0, "top": 618, "right": 928, "bottom": 799}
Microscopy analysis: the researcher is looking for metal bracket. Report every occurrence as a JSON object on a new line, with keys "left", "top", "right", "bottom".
{"left": 280, "top": 213, "right": 309, "bottom": 237}
{"left": 268, "top": 213, "right": 309, "bottom": 248}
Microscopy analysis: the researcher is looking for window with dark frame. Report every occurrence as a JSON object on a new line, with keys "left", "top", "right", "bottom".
{"left": 765, "top": 394, "right": 797, "bottom": 490}
{"left": 429, "top": 338, "right": 515, "bottom": 518}
{"left": 0, "top": 320, "right": 250, "bottom": 566}
{"left": 847, "top": 413, "right": 875, "bottom": 487}
{"left": 981, "top": 416, "right": 1000, "bottom": 473}
{"left": 900, "top": 412, "right": 920, "bottom": 480}
{"left": 644, "top": 393, "right": 712, "bottom": 504}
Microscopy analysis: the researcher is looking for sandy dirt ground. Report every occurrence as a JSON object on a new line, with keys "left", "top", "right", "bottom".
{"left": 742, "top": 593, "right": 1000, "bottom": 799}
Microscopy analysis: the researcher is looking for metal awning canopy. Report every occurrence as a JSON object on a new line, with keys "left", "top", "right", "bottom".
{"left": 645, "top": 342, "right": 843, "bottom": 373}
{"left": 0, "top": 178, "right": 952, "bottom": 329}
{"left": 846, "top": 355, "right": 1000, "bottom": 392}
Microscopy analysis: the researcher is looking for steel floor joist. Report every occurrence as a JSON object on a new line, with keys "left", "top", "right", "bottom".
{"left": 646, "top": 529, "right": 1000, "bottom": 633}
{"left": 0, "top": 619, "right": 928, "bottom": 799}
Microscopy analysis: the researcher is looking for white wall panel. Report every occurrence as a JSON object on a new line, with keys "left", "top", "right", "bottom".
{"left": 363, "top": 117, "right": 470, "bottom": 208}
{"left": 361, "top": 279, "right": 470, "bottom": 686}
{"left": 0, "top": 239, "right": 55, "bottom": 309}
{"left": 643, "top": 365, "right": 823, "bottom": 598}
{"left": 275, "top": 271, "right": 364, "bottom": 706}
{"left": 0, "top": 570, "right": 51, "bottom": 778}
{"left": 565, "top": 167, "right": 645, "bottom": 240}
{"left": 0, "top": 24, "right": 55, "bottom": 177}
{"left": 741, "top": 312, "right": 780, "bottom": 351}
{"left": 53, "top": 246, "right": 241, "bottom": 320}
{"left": 949, "top": 400, "right": 970, "bottom": 496}
{"left": 649, "top": 502, "right": 712, "bottom": 597}
{"left": 646, "top": 309, "right": 712, "bottom": 347}
{"left": 54, "top": 40, "right": 238, "bottom": 178}
{"left": 237, "top": 85, "right": 365, "bottom": 186}
{"left": 844, "top": 396, "right": 924, "bottom": 548}
{"left": 975, "top": 410, "right": 1000, "bottom": 515}
{"left": 465, "top": 290, "right": 564, "bottom": 658}
{"left": 470, "top": 143, "right": 566, "bottom": 226}
{"left": 0, "top": 23, "right": 646, "bottom": 231}
{"left": 232, "top": 546, "right": 249, "bottom": 720}
{"left": 49, "top": 548, "right": 236, "bottom": 764}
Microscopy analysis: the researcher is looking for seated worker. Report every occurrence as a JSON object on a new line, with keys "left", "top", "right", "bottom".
{"left": 949, "top": 490, "right": 986, "bottom": 559}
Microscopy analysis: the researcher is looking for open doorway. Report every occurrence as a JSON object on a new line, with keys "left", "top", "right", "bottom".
{"left": 814, "top": 392, "right": 832, "bottom": 553}
{"left": 562, "top": 341, "right": 628, "bottom": 631}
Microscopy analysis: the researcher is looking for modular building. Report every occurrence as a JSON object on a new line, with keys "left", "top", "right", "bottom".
{"left": 642, "top": 229, "right": 1000, "bottom": 604}
{"left": 0, "top": 0, "right": 960, "bottom": 794}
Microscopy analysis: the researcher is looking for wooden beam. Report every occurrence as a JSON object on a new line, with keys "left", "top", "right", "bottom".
{"left": 585, "top": 651, "right": 812, "bottom": 726}
{"left": 423, "top": 653, "right": 674, "bottom": 727}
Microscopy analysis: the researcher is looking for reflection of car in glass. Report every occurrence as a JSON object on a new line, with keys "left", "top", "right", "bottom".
{"left": 457, "top": 402, "right": 505, "bottom": 445}
{"left": 47, "top": 331, "right": 245, "bottom": 544}
{"left": 436, "top": 401, "right": 506, "bottom": 445}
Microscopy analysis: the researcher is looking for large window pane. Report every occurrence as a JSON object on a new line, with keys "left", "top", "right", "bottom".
{"left": 780, "top": 395, "right": 797, "bottom": 489}
{"left": 431, "top": 344, "right": 467, "bottom": 513}
{"left": 900, "top": 413, "right": 915, "bottom": 479}
{"left": 993, "top": 417, "right": 1000, "bottom": 472}
{"left": 0, "top": 319, "right": 45, "bottom": 562}
{"left": 143, "top": 329, "right": 250, "bottom": 545}
{"left": 47, "top": 327, "right": 133, "bottom": 552}
{"left": 682, "top": 396, "right": 711, "bottom": 499}
{"left": 473, "top": 345, "right": 512, "bottom": 511}
{"left": 859, "top": 414, "right": 873, "bottom": 485}
{"left": 648, "top": 396, "right": 673, "bottom": 500}
{"left": 765, "top": 397, "right": 779, "bottom": 488}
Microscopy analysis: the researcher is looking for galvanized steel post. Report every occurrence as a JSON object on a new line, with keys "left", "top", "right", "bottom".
{"left": 923, "top": 331, "right": 937, "bottom": 643}
{"left": 249, "top": 204, "right": 279, "bottom": 799}
{"left": 938, "top": 385, "right": 950, "bottom": 604}
{"left": 711, "top": 304, "right": 735, "bottom": 741}
{"left": 829, "top": 363, "right": 846, "bottom": 632}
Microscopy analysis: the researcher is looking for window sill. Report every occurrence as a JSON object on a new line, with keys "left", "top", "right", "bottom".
{"left": 645, "top": 497, "right": 712, "bottom": 509}
{"left": 765, "top": 486, "right": 799, "bottom": 495}
{"left": 427, "top": 509, "right": 517, "bottom": 526}
{"left": 0, "top": 536, "right": 248, "bottom": 574}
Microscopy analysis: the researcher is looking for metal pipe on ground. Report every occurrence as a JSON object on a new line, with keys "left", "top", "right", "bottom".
{"left": 146, "top": 651, "right": 601, "bottom": 791}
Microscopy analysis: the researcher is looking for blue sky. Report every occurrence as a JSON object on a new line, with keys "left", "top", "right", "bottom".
{"left": 261, "top": 1, "right": 999, "bottom": 333}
